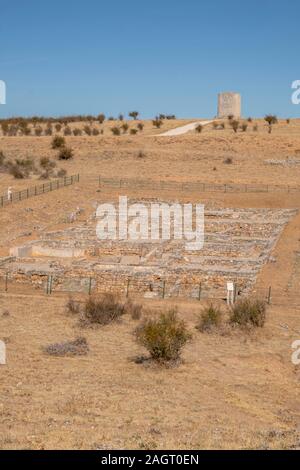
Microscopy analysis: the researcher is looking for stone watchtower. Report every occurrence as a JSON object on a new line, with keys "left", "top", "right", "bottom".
{"left": 218, "top": 92, "right": 241, "bottom": 119}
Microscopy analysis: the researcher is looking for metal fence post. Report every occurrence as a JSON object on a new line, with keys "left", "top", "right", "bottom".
{"left": 267, "top": 286, "right": 272, "bottom": 305}
{"left": 198, "top": 282, "right": 202, "bottom": 301}
{"left": 126, "top": 278, "right": 130, "bottom": 298}
{"left": 162, "top": 281, "right": 166, "bottom": 299}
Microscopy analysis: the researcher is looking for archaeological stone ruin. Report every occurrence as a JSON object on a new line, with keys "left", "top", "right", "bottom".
{"left": 0, "top": 199, "right": 296, "bottom": 300}
{"left": 218, "top": 92, "right": 241, "bottom": 118}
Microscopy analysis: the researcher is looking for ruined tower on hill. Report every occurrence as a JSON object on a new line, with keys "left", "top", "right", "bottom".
{"left": 218, "top": 92, "right": 241, "bottom": 119}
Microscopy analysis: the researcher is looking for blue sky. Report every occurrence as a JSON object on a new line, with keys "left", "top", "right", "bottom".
{"left": 0, "top": 0, "right": 299, "bottom": 119}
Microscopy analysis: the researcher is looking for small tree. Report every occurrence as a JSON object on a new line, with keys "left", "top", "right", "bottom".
{"left": 152, "top": 118, "right": 163, "bottom": 129}
{"left": 98, "top": 114, "right": 105, "bottom": 124}
{"left": 129, "top": 111, "right": 139, "bottom": 120}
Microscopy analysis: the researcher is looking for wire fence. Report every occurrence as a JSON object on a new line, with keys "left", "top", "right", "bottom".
{"left": 0, "top": 272, "right": 275, "bottom": 305}
{"left": 98, "top": 176, "right": 300, "bottom": 194}
{"left": 0, "top": 174, "right": 80, "bottom": 207}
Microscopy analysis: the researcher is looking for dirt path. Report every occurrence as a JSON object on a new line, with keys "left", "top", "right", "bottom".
{"left": 156, "top": 120, "right": 213, "bottom": 136}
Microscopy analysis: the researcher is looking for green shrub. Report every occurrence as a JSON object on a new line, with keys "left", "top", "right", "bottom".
{"left": 52, "top": 135, "right": 66, "bottom": 149}
{"left": 197, "top": 304, "right": 222, "bottom": 333}
{"left": 230, "top": 297, "right": 267, "bottom": 328}
{"left": 135, "top": 310, "right": 191, "bottom": 363}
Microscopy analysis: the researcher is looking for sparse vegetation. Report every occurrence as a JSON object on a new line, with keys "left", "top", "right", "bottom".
{"left": 82, "top": 294, "right": 126, "bottom": 326}
{"left": 43, "top": 337, "right": 89, "bottom": 357}
{"left": 195, "top": 124, "right": 203, "bottom": 133}
{"left": 52, "top": 135, "right": 66, "bottom": 149}
{"left": 230, "top": 297, "right": 267, "bottom": 328}
{"left": 196, "top": 304, "right": 222, "bottom": 333}
{"left": 57, "top": 146, "right": 74, "bottom": 160}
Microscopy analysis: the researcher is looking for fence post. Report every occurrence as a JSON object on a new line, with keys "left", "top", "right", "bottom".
{"left": 88, "top": 277, "right": 92, "bottom": 295}
{"left": 162, "top": 281, "right": 166, "bottom": 299}
{"left": 267, "top": 286, "right": 272, "bottom": 305}
{"left": 198, "top": 282, "right": 202, "bottom": 301}
{"left": 126, "top": 278, "right": 130, "bottom": 298}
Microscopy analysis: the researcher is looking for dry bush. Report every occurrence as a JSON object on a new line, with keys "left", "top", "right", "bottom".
{"left": 8, "top": 158, "right": 35, "bottom": 179}
{"left": 84, "top": 125, "right": 92, "bottom": 136}
{"left": 40, "top": 157, "right": 56, "bottom": 170}
{"left": 45, "top": 125, "right": 53, "bottom": 136}
{"left": 43, "top": 337, "right": 88, "bottom": 357}
{"left": 137, "top": 123, "right": 144, "bottom": 131}
{"left": 137, "top": 150, "right": 146, "bottom": 158}
{"left": 58, "top": 147, "right": 74, "bottom": 160}
{"left": 52, "top": 135, "right": 66, "bottom": 149}
{"left": 0, "top": 150, "right": 5, "bottom": 166}
{"left": 135, "top": 310, "right": 191, "bottom": 363}
{"left": 124, "top": 300, "right": 143, "bottom": 320}
{"left": 253, "top": 124, "right": 258, "bottom": 132}
{"left": 56, "top": 168, "right": 67, "bottom": 177}
{"left": 55, "top": 123, "right": 62, "bottom": 132}
{"left": 230, "top": 120, "right": 239, "bottom": 133}
{"left": 195, "top": 124, "right": 203, "bottom": 133}
{"left": 73, "top": 128, "right": 82, "bottom": 136}
{"left": 152, "top": 119, "right": 163, "bottom": 129}
{"left": 196, "top": 303, "right": 222, "bottom": 333}
{"left": 66, "top": 297, "right": 81, "bottom": 314}
{"left": 98, "top": 113, "right": 105, "bottom": 124}
{"left": 92, "top": 128, "right": 100, "bottom": 136}
{"left": 34, "top": 126, "right": 43, "bottom": 136}
{"left": 224, "top": 157, "right": 233, "bottom": 164}
{"left": 121, "top": 123, "right": 129, "bottom": 133}
{"left": 82, "top": 293, "right": 126, "bottom": 326}
{"left": 230, "top": 297, "right": 267, "bottom": 328}
{"left": 111, "top": 126, "right": 121, "bottom": 136}
{"left": 63, "top": 126, "right": 72, "bottom": 136}
{"left": 130, "top": 129, "right": 138, "bottom": 135}
{"left": 241, "top": 123, "right": 248, "bottom": 132}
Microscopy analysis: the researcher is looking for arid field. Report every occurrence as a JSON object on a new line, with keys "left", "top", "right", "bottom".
{"left": 0, "top": 117, "right": 300, "bottom": 449}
